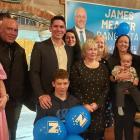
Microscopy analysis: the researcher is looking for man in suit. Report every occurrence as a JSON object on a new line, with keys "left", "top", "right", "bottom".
{"left": 72, "top": 7, "right": 94, "bottom": 48}
{"left": 0, "top": 14, "right": 29, "bottom": 140}
{"left": 30, "top": 16, "right": 72, "bottom": 110}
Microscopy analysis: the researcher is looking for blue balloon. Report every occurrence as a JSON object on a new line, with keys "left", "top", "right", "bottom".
{"left": 66, "top": 134, "right": 84, "bottom": 140}
{"left": 33, "top": 116, "right": 67, "bottom": 140}
{"left": 65, "top": 105, "right": 91, "bottom": 134}
{"left": 116, "top": 22, "right": 130, "bottom": 36}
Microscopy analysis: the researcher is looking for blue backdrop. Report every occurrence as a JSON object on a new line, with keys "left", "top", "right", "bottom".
{"left": 65, "top": 0, "right": 140, "bottom": 54}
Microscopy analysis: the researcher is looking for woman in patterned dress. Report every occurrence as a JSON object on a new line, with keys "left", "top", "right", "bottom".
{"left": 0, "top": 63, "right": 9, "bottom": 140}
{"left": 95, "top": 35, "right": 114, "bottom": 128}
{"left": 70, "top": 38, "right": 110, "bottom": 140}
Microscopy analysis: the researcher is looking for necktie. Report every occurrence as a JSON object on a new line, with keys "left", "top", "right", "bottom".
{"left": 79, "top": 31, "right": 84, "bottom": 46}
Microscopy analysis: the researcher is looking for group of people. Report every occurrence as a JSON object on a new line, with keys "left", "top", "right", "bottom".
{"left": 0, "top": 7, "right": 140, "bottom": 140}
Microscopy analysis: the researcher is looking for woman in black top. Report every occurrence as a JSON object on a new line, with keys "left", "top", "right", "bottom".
{"left": 108, "top": 34, "right": 140, "bottom": 140}
{"left": 63, "top": 29, "right": 81, "bottom": 64}
{"left": 70, "top": 39, "right": 110, "bottom": 140}
{"left": 95, "top": 35, "right": 113, "bottom": 139}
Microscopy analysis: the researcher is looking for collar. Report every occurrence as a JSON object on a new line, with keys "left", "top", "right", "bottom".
{"left": 75, "top": 26, "right": 85, "bottom": 33}
{"left": 53, "top": 93, "right": 69, "bottom": 102}
{"left": 51, "top": 38, "right": 65, "bottom": 48}
{"left": 0, "top": 37, "right": 16, "bottom": 48}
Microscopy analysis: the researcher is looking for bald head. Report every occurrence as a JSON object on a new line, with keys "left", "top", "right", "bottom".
{"left": 0, "top": 17, "right": 18, "bottom": 43}
{"left": 74, "top": 7, "right": 87, "bottom": 29}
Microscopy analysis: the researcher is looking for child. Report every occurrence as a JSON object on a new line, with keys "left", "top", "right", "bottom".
{"left": 112, "top": 53, "right": 140, "bottom": 116}
{"left": 0, "top": 63, "right": 9, "bottom": 140}
{"left": 34, "top": 69, "right": 80, "bottom": 123}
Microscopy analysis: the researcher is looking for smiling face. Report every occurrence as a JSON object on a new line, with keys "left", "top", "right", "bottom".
{"left": 49, "top": 19, "right": 66, "bottom": 40}
{"left": 74, "top": 7, "right": 87, "bottom": 29}
{"left": 95, "top": 36, "right": 105, "bottom": 58}
{"left": 0, "top": 18, "right": 18, "bottom": 43}
{"left": 85, "top": 45, "right": 98, "bottom": 61}
{"left": 65, "top": 32, "right": 76, "bottom": 47}
{"left": 82, "top": 39, "right": 98, "bottom": 61}
{"left": 116, "top": 36, "right": 129, "bottom": 54}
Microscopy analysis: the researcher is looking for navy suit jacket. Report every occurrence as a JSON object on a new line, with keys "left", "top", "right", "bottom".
{"left": 30, "top": 38, "right": 72, "bottom": 98}
{"left": 72, "top": 27, "right": 94, "bottom": 45}
{"left": 70, "top": 27, "right": 94, "bottom": 62}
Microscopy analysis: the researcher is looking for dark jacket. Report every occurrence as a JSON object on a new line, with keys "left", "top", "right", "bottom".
{"left": 0, "top": 39, "right": 28, "bottom": 102}
{"left": 34, "top": 94, "right": 80, "bottom": 123}
{"left": 30, "top": 38, "right": 72, "bottom": 98}
{"left": 72, "top": 27, "right": 94, "bottom": 45}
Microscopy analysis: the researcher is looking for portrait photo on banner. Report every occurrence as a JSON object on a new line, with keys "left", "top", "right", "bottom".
{"left": 65, "top": 0, "right": 140, "bottom": 55}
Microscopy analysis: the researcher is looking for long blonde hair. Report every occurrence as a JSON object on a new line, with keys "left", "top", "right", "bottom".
{"left": 94, "top": 35, "right": 109, "bottom": 60}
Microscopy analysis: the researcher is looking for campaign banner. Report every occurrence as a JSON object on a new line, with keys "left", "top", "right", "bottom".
{"left": 65, "top": 0, "right": 140, "bottom": 54}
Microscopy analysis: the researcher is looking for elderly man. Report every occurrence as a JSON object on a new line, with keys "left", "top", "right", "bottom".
{"left": 0, "top": 14, "right": 29, "bottom": 140}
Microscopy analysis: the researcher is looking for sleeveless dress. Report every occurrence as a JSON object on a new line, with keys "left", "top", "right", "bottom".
{"left": 0, "top": 63, "right": 9, "bottom": 140}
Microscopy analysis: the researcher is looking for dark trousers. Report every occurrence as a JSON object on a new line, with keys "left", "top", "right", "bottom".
{"left": 115, "top": 81, "right": 140, "bottom": 107}
{"left": 81, "top": 131, "right": 104, "bottom": 140}
{"left": 5, "top": 99, "right": 22, "bottom": 140}
{"left": 113, "top": 95, "right": 136, "bottom": 140}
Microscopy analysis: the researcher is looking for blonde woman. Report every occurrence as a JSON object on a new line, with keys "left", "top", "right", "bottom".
{"left": 70, "top": 38, "right": 110, "bottom": 140}
{"left": 95, "top": 35, "right": 114, "bottom": 138}
{"left": 94, "top": 35, "right": 109, "bottom": 62}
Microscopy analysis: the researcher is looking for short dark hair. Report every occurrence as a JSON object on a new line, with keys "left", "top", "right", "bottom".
{"left": 50, "top": 15, "right": 66, "bottom": 26}
{"left": 0, "top": 12, "right": 11, "bottom": 20}
{"left": 53, "top": 69, "right": 69, "bottom": 81}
